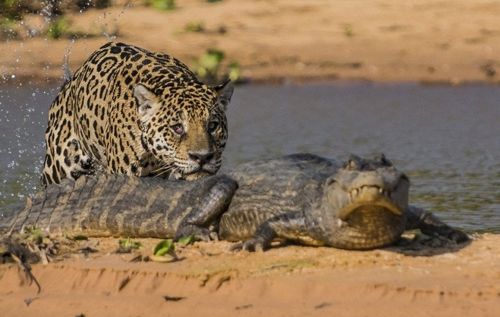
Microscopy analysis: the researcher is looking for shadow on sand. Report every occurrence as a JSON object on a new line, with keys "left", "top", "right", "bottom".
{"left": 384, "top": 233, "right": 472, "bottom": 256}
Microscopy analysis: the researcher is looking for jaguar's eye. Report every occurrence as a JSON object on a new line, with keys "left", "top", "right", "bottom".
{"left": 207, "top": 120, "right": 219, "bottom": 133}
{"left": 171, "top": 124, "right": 184, "bottom": 135}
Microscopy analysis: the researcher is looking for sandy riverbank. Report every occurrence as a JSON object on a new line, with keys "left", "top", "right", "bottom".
{"left": 2, "top": 0, "right": 500, "bottom": 85}
{"left": 0, "top": 234, "right": 499, "bottom": 317}
{"left": 1, "top": 1, "right": 499, "bottom": 316}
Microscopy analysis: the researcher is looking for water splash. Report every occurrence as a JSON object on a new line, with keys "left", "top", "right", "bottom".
{"left": 40, "top": 1, "right": 58, "bottom": 25}
{"left": 60, "top": 0, "right": 134, "bottom": 75}
{"left": 0, "top": 85, "right": 54, "bottom": 208}
{"left": 0, "top": 1, "right": 136, "bottom": 207}
{"left": 63, "top": 38, "right": 75, "bottom": 81}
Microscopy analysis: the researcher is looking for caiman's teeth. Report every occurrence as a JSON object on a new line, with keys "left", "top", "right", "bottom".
{"left": 350, "top": 187, "right": 392, "bottom": 198}
{"left": 377, "top": 188, "right": 389, "bottom": 197}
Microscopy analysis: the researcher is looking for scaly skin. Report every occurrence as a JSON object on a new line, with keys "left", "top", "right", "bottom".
{"left": 1, "top": 175, "right": 237, "bottom": 240}
{"left": 1, "top": 154, "right": 468, "bottom": 252}
{"left": 221, "top": 153, "right": 469, "bottom": 251}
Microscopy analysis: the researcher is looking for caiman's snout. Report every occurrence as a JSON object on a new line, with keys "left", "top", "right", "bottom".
{"left": 330, "top": 154, "right": 410, "bottom": 222}
{"left": 323, "top": 154, "right": 410, "bottom": 249}
{"left": 326, "top": 178, "right": 408, "bottom": 250}
{"left": 337, "top": 184, "right": 403, "bottom": 220}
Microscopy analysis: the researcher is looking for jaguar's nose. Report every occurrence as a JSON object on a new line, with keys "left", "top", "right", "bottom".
{"left": 188, "top": 151, "right": 214, "bottom": 165}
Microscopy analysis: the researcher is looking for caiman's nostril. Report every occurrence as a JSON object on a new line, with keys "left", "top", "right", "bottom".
{"left": 188, "top": 151, "right": 214, "bottom": 165}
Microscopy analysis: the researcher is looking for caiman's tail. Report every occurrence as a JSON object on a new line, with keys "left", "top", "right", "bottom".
{"left": 0, "top": 200, "right": 28, "bottom": 236}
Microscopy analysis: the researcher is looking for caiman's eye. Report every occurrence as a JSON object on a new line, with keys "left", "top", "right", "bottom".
{"left": 345, "top": 154, "right": 362, "bottom": 170}
{"left": 171, "top": 123, "right": 184, "bottom": 135}
{"left": 326, "top": 177, "right": 336, "bottom": 185}
{"left": 207, "top": 120, "right": 219, "bottom": 133}
{"left": 345, "top": 159, "right": 359, "bottom": 170}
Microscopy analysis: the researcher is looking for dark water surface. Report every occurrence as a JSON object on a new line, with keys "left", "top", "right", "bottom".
{"left": 0, "top": 83, "right": 499, "bottom": 232}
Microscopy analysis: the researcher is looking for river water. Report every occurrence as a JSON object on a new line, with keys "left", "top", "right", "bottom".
{"left": 0, "top": 82, "right": 499, "bottom": 232}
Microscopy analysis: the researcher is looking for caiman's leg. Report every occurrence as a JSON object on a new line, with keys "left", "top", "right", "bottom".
{"left": 233, "top": 213, "right": 323, "bottom": 252}
{"left": 175, "top": 176, "right": 238, "bottom": 241}
{"left": 405, "top": 205, "right": 469, "bottom": 243}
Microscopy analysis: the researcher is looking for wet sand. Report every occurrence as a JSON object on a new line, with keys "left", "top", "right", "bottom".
{"left": 2, "top": 0, "right": 500, "bottom": 84}
{"left": 0, "top": 234, "right": 499, "bottom": 317}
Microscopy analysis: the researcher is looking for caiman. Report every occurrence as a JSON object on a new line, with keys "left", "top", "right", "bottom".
{"left": 220, "top": 153, "right": 468, "bottom": 251}
{"left": 0, "top": 153, "right": 468, "bottom": 251}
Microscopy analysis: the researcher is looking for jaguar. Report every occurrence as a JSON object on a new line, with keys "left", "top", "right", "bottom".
{"left": 41, "top": 42, "right": 233, "bottom": 185}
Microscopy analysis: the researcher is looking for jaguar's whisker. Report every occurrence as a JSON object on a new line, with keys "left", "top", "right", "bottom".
{"left": 154, "top": 167, "right": 172, "bottom": 178}
{"left": 151, "top": 165, "right": 170, "bottom": 174}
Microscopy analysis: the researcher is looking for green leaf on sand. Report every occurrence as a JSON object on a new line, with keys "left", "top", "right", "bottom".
{"left": 151, "top": 239, "right": 178, "bottom": 263}
{"left": 153, "top": 239, "right": 175, "bottom": 256}
{"left": 24, "top": 227, "right": 44, "bottom": 244}
{"left": 177, "top": 235, "right": 195, "bottom": 246}
{"left": 119, "top": 238, "right": 142, "bottom": 250}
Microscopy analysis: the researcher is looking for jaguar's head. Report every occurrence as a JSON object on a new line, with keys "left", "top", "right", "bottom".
{"left": 134, "top": 80, "right": 233, "bottom": 180}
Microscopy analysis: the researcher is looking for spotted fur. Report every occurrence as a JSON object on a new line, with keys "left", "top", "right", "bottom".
{"left": 42, "top": 42, "right": 233, "bottom": 185}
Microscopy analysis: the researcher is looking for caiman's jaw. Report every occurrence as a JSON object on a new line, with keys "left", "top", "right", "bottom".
{"left": 337, "top": 185, "right": 403, "bottom": 220}
{"left": 330, "top": 184, "right": 408, "bottom": 250}
{"left": 325, "top": 154, "right": 409, "bottom": 250}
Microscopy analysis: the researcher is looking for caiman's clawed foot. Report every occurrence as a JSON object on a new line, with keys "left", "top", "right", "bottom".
{"left": 230, "top": 237, "right": 270, "bottom": 252}
{"left": 436, "top": 227, "right": 469, "bottom": 244}
{"left": 175, "top": 225, "right": 217, "bottom": 242}
{"left": 406, "top": 206, "right": 470, "bottom": 245}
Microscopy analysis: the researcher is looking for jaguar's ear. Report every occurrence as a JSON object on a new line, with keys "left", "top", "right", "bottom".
{"left": 134, "top": 84, "right": 160, "bottom": 121}
{"left": 213, "top": 79, "right": 234, "bottom": 111}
